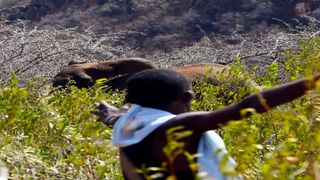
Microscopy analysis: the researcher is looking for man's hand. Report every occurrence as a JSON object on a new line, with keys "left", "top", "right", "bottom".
{"left": 91, "top": 101, "right": 128, "bottom": 128}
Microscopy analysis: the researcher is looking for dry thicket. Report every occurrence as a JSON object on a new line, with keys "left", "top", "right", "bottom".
{"left": 153, "top": 19, "right": 320, "bottom": 79}
{"left": 0, "top": 20, "right": 134, "bottom": 85}
{"left": 2, "top": 0, "right": 319, "bottom": 54}
{"left": 0, "top": 18, "right": 319, "bottom": 86}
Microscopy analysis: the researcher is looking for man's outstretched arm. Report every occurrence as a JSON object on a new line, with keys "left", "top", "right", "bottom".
{"left": 197, "top": 73, "right": 320, "bottom": 130}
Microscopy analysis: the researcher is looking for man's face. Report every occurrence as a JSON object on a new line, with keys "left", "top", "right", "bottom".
{"left": 167, "top": 90, "right": 195, "bottom": 114}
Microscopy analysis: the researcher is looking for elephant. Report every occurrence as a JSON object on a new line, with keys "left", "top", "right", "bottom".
{"left": 53, "top": 59, "right": 258, "bottom": 97}
{"left": 52, "top": 57, "right": 158, "bottom": 90}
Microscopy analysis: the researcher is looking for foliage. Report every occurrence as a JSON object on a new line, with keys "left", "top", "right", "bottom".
{"left": 0, "top": 80, "right": 125, "bottom": 179}
{"left": 1, "top": 36, "right": 320, "bottom": 179}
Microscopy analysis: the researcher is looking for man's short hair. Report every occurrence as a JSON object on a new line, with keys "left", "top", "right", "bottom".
{"left": 125, "top": 69, "right": 191, "bottom": 109}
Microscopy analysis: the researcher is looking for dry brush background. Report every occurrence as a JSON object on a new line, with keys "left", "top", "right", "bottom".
{"left": 0, "top": 0, "right": 320, "bottom": 87}
{"left": 0, "top": 19, "right": 319, "bottom": 87}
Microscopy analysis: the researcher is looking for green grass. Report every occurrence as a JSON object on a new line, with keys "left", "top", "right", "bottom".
{"left": 1, "top": 36, "right": 320, "bottom": 179}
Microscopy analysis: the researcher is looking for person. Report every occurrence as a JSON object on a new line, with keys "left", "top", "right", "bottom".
{"left": 92, "top": 69, "right": 320, "bottom": 180}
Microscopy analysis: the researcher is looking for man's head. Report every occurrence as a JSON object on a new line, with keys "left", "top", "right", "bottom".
{"left": 125, "top": 69, "right": 194, "bottom": 114}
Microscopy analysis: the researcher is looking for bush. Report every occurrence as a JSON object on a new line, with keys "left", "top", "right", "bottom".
{"left": 0, "top": 78, "right": 124, "bottom": 179}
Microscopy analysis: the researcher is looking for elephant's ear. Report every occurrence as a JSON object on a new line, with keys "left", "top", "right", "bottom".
{"left": 105, "top": 74, "right": 130, "bottom": 90}
{"left": 68, "top": 60, "right": 87, "bottom": 66}
{"left": 73, "top": 73, "right": 94, "bottom": 88}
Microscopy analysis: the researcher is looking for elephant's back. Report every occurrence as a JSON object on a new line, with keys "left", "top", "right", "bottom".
{"left": 94, "top": 58, "right": 157, "bottom": 75}
{"left": 102, "top": 58, "right": 157, "bottom": 69}
{"left": 172, "top": 63, "right": 229, "bottom": 82}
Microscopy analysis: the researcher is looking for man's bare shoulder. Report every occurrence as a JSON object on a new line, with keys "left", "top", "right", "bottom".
{"left": 154, "top": 111, "right": 211, "bottom": 134}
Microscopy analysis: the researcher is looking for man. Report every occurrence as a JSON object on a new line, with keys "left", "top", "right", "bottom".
{"left": 93, "top": 69, "right": 320, "bottom": 179}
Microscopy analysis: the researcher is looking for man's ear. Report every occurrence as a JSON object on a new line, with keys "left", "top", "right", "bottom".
{"left": 125, "top": 94, "right": 134, "bottom": 104}
{"left": 181, "top": 91, "right": 195, "bottom": 103}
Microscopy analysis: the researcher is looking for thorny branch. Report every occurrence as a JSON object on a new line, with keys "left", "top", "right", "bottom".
{"left": 0, "top": 19, "right": 319, "bottom": 86}
{"left": 0, "top": 21, "right": 132, "bottom": 85}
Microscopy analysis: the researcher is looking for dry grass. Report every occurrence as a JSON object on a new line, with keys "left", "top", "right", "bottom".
{"left": 0, "top": 20, "right": 133, "bottom": 85}
{"left": 0, "top": 17, "right": 319, "bottom": 87}
{"left": 152, "top": 22, "right": 320, "bottom": 80}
